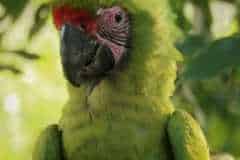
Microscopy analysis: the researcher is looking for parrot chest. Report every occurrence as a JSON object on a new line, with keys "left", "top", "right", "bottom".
{"left": 60, "top": 102, "right": 172, "bottom": 160}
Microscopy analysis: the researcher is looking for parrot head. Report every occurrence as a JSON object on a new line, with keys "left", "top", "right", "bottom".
{"left": 52, "top": 5, "right": 131, "bottom": 86}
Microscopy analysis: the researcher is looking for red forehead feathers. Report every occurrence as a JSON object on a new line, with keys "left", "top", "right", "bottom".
{"left": 52, "top": 5, "right": 96, "bottom": 33}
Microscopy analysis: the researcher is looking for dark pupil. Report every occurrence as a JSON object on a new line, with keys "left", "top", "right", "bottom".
{"left": 115, "top": 13, "right": 122, "bottom": 23}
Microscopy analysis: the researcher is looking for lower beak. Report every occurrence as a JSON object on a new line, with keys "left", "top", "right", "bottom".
{"left": 60, "top": 24, "right": 114, "bottom": 86}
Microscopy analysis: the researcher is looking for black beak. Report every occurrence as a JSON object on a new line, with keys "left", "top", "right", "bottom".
{"left": 60, "top": 24, "right": 114, "bottom": 86}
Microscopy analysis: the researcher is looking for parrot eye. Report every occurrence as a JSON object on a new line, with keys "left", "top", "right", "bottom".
{"left": 115, "top": 13, "right": 122, "bottom": 23}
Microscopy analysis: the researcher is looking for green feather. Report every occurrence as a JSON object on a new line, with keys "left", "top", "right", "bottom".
{"left": 168, "top": 110, "right": 210, "bottom": 160}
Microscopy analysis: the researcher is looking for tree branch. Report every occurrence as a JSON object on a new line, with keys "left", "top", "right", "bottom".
{"left": 0, "top": 64, "right": 22, "bottom": 74}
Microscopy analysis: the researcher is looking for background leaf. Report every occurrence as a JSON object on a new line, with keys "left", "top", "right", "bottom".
{"left": 183, "top": 35, "right": 240, "bottom": 80}
{"left": 176, "top": 35, "right": 210, "bottom": 58}
{"left": 0, "top": 0, "right": 29, "bottom": 20}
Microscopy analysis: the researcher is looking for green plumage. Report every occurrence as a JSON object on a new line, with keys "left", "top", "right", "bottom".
{"left": 168, "top": 111, "right": 210, "bottom": 160}
{"left": 33, "top": 125, "right": 64, "bottom": 160}
{"left": 33, "top": 0, "right": 210, "bottom": 160}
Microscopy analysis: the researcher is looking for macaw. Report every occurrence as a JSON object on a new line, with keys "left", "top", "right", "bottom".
{"left": 33, "top": 0, "right": 210, "bottom": 160}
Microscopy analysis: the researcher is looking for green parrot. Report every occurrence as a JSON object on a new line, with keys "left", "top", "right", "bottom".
{"left": 33, "top": 0, "right": 210, "bottom": 160}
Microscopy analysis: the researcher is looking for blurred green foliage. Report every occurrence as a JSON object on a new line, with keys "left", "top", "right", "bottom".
{"left": 0, "top": 1, "right": 67, "bottom": 159}
{"left": 170, "top": 0, "right": 240, "bottom": 158}
{"left": 0, "top": 0, "right": 240, "bottom": 160}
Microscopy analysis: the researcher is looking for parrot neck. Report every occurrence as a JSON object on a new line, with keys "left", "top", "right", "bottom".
{"left": 64, "top": 53, "right": 177, "bottom": 112}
